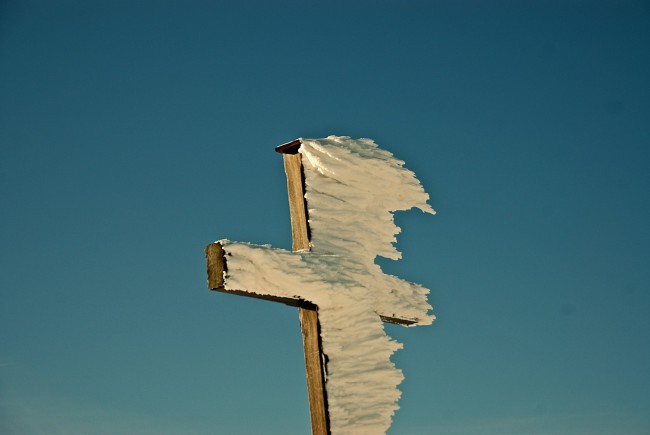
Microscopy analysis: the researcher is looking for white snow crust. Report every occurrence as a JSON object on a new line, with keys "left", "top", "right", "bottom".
{"left": 219, "top": 136, "right": 435, "bottom": 434}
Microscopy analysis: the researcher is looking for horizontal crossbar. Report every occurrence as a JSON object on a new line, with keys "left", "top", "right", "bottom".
{"left": 205, "top": 243, "right": 416, "bottom": 326}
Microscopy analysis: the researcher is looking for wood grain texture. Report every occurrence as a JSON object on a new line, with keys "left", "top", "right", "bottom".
{"left": 283, "top": 153, "right": 311, "bottom": 252}
{"left": 205, "top": 242, "right": 225, "bottom": 289}
{"left": 281, "top": 145, "right": 330, "bottom": 435}
{"left": 300, "top": 307, "right": 330, "bottom": 435}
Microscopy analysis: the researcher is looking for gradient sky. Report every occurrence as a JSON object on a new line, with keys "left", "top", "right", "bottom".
{"left": 1, "top": 1, "right": 649, "bottom": 434}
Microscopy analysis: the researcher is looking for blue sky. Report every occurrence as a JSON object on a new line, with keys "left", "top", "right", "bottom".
{"left": 1, "top": 1, "right": 649, "bottom": 434}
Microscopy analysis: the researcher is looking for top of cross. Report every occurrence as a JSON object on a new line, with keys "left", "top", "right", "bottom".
{"left": 278, "top": 136, "right": 434, "bottom": 264}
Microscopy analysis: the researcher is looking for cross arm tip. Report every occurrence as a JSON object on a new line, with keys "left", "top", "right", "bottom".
{"left": 206, "top": 242, "right": 226, "bottom": 289}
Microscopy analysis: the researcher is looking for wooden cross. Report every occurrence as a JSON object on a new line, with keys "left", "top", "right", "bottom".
{"left": 205, "top": 139, "right": 425, "bottom": 435}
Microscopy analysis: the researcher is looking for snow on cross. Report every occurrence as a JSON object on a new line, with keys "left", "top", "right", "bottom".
{"left": 205, "top": 136, "right": 435, "bottom": 435}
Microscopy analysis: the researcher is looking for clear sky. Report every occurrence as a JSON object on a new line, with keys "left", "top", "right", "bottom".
{"left": 1, "top": 1, "right": 649, "bottom": 434}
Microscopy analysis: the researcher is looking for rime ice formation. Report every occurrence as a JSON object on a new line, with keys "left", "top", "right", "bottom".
{"left": 219, "top": 136, "right": 435, "bottom": 435}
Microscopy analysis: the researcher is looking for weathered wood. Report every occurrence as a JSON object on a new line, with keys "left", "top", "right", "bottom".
{"left": 280, "top": 143, "right": 330, "bottom": 435}
{"left": 300, "top": 307, "right": 330, "bottom": 435}
{"left": 283, "top": 153, "right": 311, "bottom": 252}
{"left": 206, "top": 242, "right": 225, "bottom": 289}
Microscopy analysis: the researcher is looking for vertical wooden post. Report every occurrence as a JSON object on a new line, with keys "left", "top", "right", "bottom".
{"left": 299, "top": 307, "right": 329, "bottom": 435}
{"left": 283, "top": 152, "right": 310, "bottom": 252}
{"left": 279, "top": 142, "right": 330, "bottom": 435}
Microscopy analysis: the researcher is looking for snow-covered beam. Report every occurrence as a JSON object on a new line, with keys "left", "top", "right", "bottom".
{"left": 206, "top": 242, "right": 418, "bottom": 326}
{"left": 206, "top": 242, "right": 317, "bottom": 310}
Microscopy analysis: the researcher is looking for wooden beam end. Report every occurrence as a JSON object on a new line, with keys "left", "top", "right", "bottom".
{"left": 206, "top": 242, "right": 226, "bottom": 289}
{"left": 275, "top": 139, "right": 302, "bottom": 154}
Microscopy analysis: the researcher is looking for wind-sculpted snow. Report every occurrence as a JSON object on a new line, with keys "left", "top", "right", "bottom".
{"left": 218, "top": 136, "right": 435, "bottom": 434}
{"left": 299, "top": 136, "right": 434, "bottom": 263}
